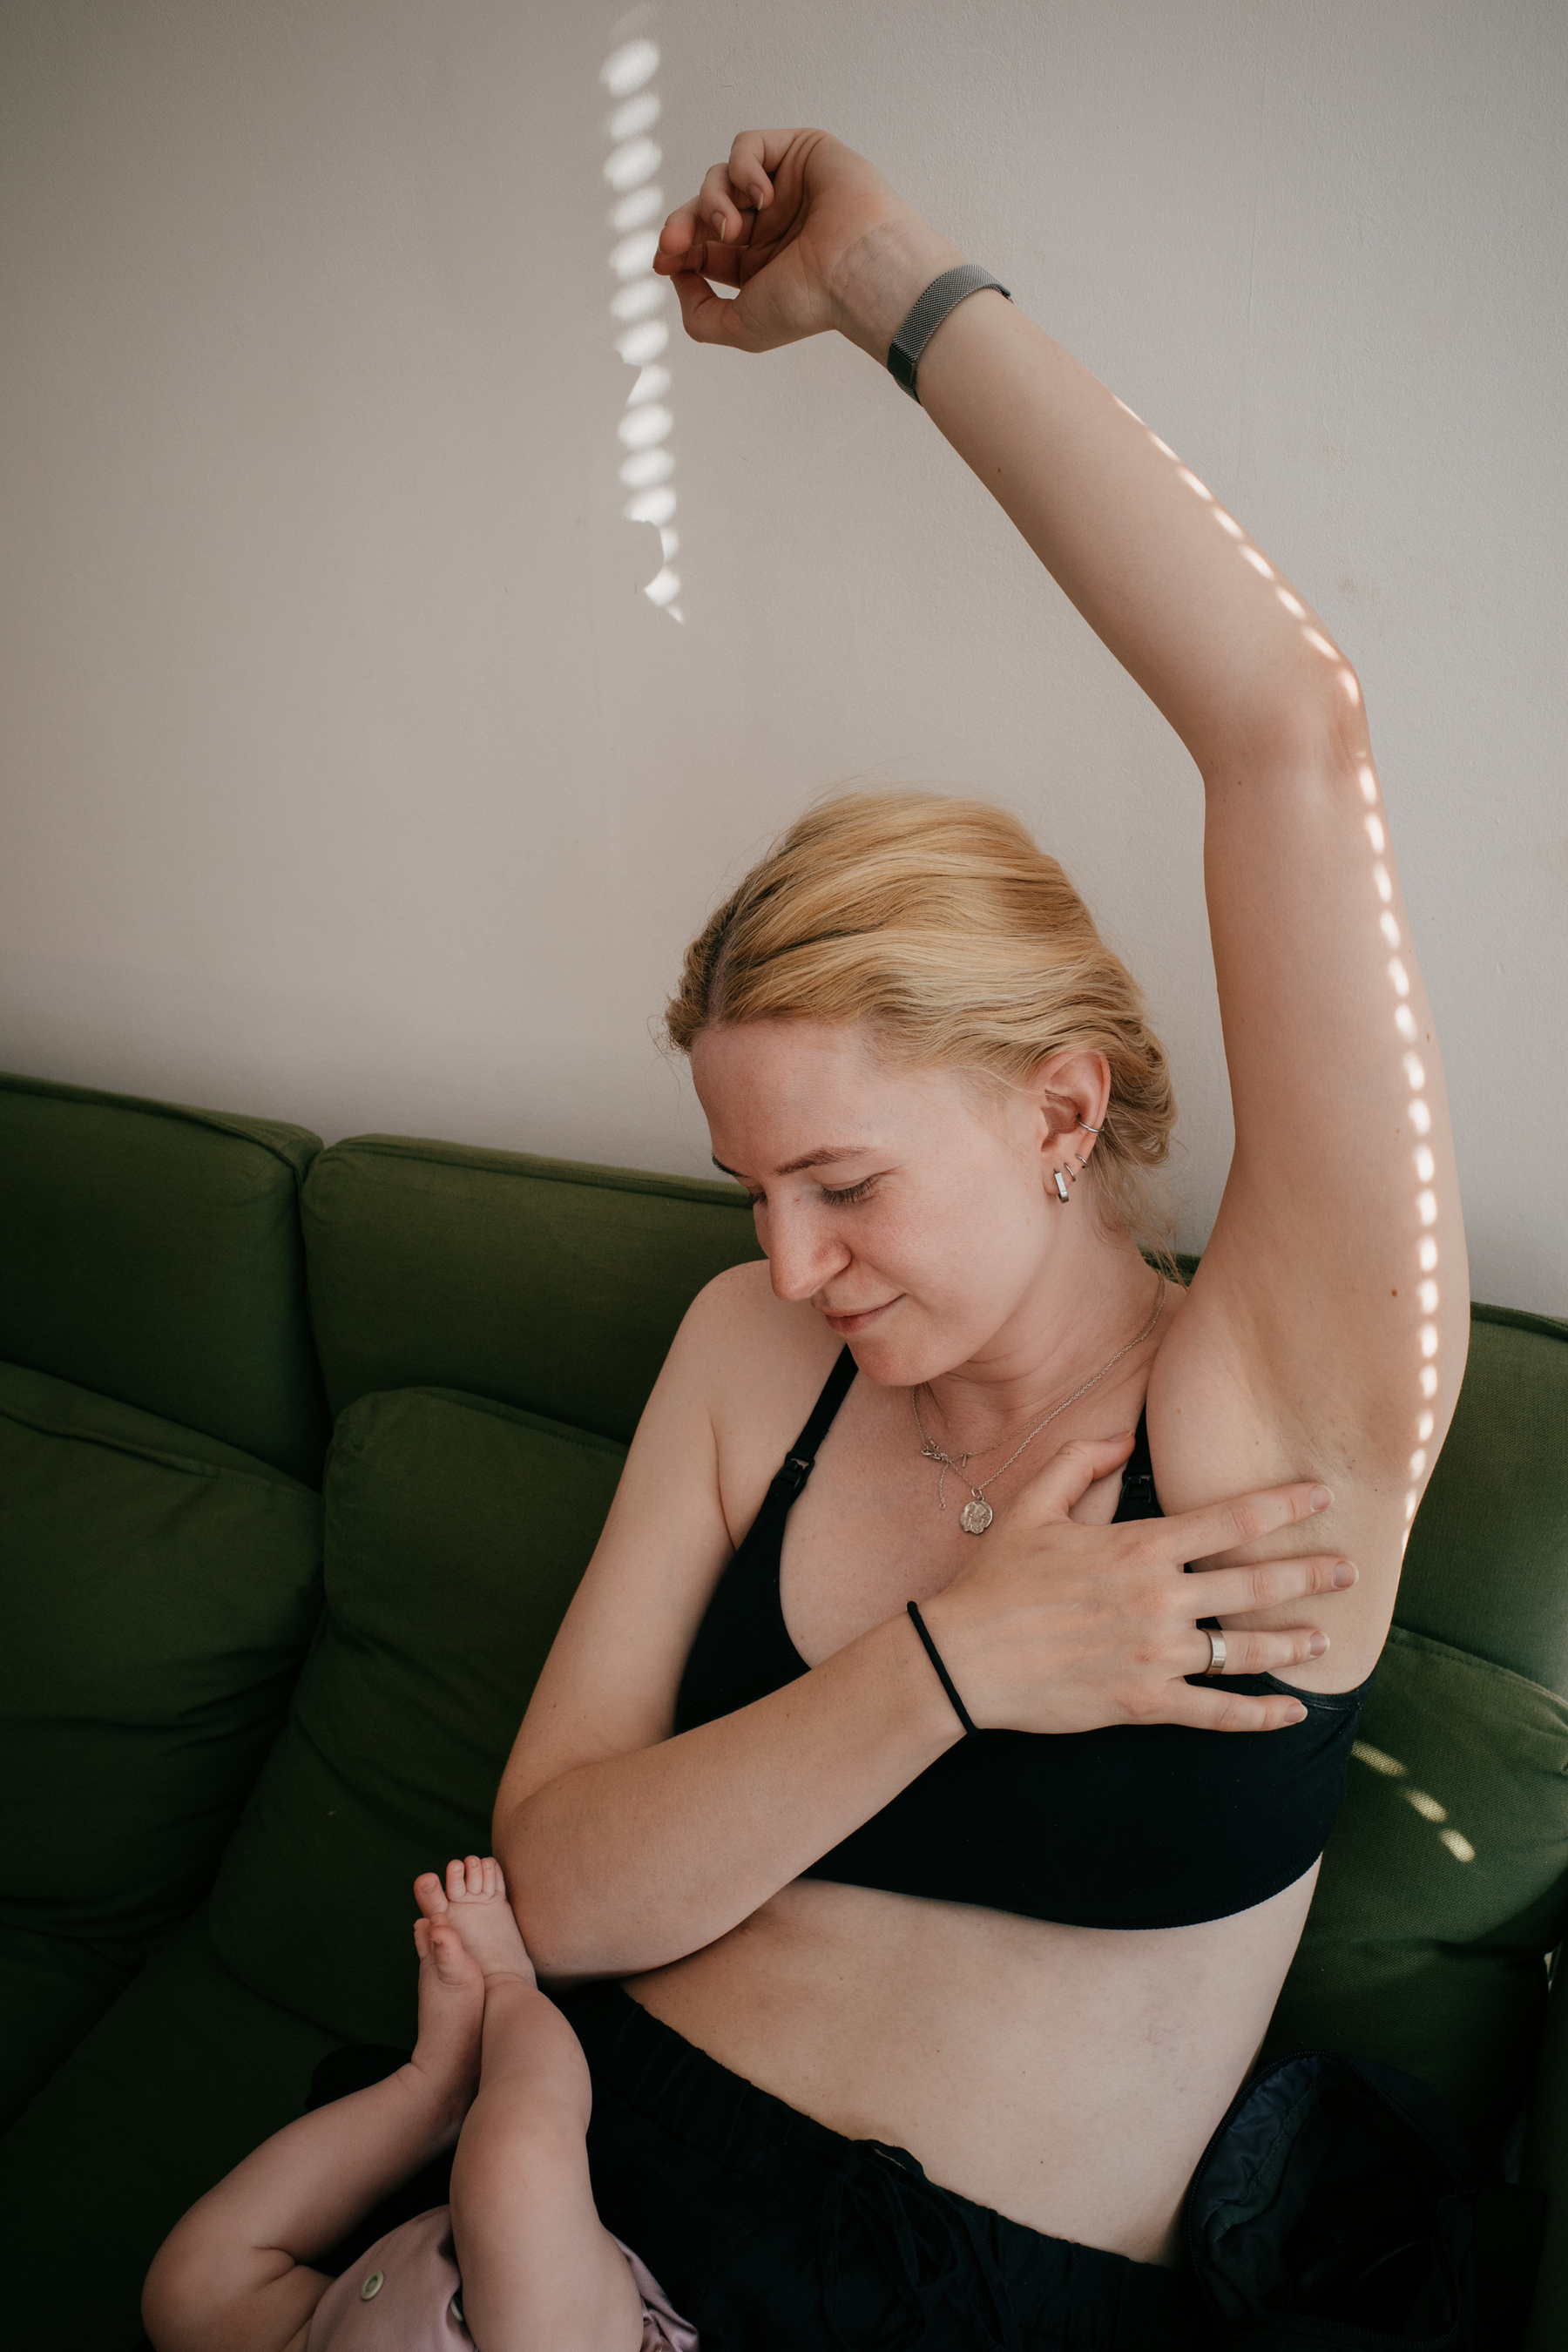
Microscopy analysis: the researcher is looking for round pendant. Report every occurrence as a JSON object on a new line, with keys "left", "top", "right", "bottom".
{"left": 959, "top": 1497, "right": 994, "bottom": 1535}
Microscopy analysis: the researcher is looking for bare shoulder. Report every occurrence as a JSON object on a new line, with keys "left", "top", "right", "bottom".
{"left": 497, "top": 1259, "right": 835, "bottom": 1805}
{"left": 676, "top": 1259, "right": 841, "bottom": 1533}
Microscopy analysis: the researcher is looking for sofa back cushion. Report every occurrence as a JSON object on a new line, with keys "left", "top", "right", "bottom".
{"left": 0, "top": 1363, "right": 323, "bottom": 1947}
{"left": 207, "top": 1387, "right": 624, "bottom": 2042}
{"left": 0, "top": 1071, "right": 328, "bottom": 1481}
{"left": 1268, "top": 1306, "right": 1568, "bottom": 2125}
{"left": 301, "top": 1134, "right": 761, "bottom": 1443}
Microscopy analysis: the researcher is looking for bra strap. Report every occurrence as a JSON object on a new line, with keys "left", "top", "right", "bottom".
{"left": 775, "top": 1347, "right": 858, "bottom": 1501}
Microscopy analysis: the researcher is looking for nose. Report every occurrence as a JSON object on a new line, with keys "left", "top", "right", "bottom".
{"left": 765, "top": 1202, "right": 852, "bottom": 1305}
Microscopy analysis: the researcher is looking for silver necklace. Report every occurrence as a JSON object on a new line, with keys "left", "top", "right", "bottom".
{"left": 910, "top": 1273, "right": 1166, "bottom": 1534}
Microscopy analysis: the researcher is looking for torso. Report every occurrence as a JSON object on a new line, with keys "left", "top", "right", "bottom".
{"left": 624, "top": 1277, "right": 1342, "bottom": 2268}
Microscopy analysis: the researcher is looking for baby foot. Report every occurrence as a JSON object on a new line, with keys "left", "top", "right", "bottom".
{"left": 414, "top": 1855, "right": 537, "bottom": 1990}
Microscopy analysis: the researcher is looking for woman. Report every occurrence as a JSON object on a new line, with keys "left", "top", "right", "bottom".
{"left": 495, "top": 129, "right": 1464, "bottom": 2348}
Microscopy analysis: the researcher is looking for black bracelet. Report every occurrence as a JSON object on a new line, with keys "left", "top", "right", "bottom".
{"left": 887, "top": 263, "right": 1011, "bottom": 403}
{"left": 907, "top": 1601, "right": 978, "bottom": 1736}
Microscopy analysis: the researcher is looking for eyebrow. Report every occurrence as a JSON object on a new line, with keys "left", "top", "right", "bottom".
{"left": 711, "top": 1145, "right": 875, "bottom": 1181}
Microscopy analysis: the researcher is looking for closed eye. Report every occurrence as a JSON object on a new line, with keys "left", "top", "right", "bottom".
{"left": 821, "top": 1175, "right": 879, "bottom": 1206}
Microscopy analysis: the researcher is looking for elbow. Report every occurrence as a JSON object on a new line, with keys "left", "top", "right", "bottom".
{"left": 491, "top": 1794, "right": 597, "bottom": 1981}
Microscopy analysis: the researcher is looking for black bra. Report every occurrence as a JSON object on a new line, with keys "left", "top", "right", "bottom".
{"left": 675, "top": 1348, "right": 1372, "bottom": 1931}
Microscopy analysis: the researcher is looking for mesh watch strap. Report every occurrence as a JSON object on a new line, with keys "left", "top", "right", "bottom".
{"left": 887, "top": 264, "right": 1011, "bottom": 402}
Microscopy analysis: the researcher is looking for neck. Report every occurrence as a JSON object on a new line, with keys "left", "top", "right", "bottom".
{"left": 922, "top": 1226, "right": 1164, "bottom": 1454}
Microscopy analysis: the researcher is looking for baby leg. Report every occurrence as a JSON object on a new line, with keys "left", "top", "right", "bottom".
{"left": 143, "top": 1884, "right": 485, "bottom": 2352}
{"left": 418, "top": 1857, "right": 645, "bottom": 2352}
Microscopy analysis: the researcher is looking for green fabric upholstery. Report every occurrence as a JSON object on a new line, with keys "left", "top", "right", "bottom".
{"left": 1267, "top": 1306, "right": 1568, "bottom": 2126}
{"left": 1524, "top": 1963, "right": 1568, "bottom": 2352}
{"left": 0, "top": 1923, "right": 151, "bottom": 2137}
{"left": 0, "top": 1071, "right": 328, "bottom": 1482}
{"left": 301, "top": 1134, "right": 761, "bottom": 1443}
{"left": 207, "top": 1388, "right": 625, "bottom": 2043}
{"left": 0, "top": 1363, "right": 322, "bottom": 1958}
{"left": 0, "top": 1906, "right": 340, "bottom": 2352}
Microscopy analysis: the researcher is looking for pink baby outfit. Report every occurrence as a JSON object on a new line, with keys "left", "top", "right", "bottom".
{"left": 306, "top": 2204, "right": 698, "bottom": 2351}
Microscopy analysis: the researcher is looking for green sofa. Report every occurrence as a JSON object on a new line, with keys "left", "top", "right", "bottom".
{"left": 2, "top": 1064, "right": 1565, "bottom": 2347}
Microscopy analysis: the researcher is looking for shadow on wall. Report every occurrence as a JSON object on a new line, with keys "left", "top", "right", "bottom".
{"left": 603, "top": 24, "right": 683, "bottom": 622}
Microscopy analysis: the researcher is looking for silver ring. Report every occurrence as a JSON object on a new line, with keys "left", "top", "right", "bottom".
{"left": 1204, "top": 1627, "right": 1227, "bottom": 1675}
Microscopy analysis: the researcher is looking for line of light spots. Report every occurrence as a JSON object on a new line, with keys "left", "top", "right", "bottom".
{"left": 1139, "top": 427, "right": 1447, "bottom": 1564}
{"left": 1148, "top": 438, "right": 1359, "bottom": 693}
{"left": 601, "top": 37, "right": 682, "bottom": 620}
{"left": 1351, "top": 1743, "right": 1475, "bottom": 1862}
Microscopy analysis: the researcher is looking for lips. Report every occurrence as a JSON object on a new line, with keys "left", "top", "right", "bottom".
{"left": 821, "top": 1297, "right": 901, "bottom": 1335}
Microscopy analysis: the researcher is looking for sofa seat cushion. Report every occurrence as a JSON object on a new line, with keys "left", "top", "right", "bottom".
{"left": 0, "top": 1922, "right": 151, "bottom": 2138}
{"left": 208, "top": 1387, "right": 624, "bottom": 2043}
{"left": 0, "top": 1362, "right": 323, "bottom": 1963}
{"left": 0, "top": 1905, "right": 340, "bottom": 2352}
{"left": 1267, "top": 1626, "right": 1568, "bottom": 2125}
{"left": 0, "top": 1070, "right": 328, "bottom": 1481}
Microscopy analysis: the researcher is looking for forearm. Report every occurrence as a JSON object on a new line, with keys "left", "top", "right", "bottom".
{"left": 840, "top": 216, "right": 1344, "bottom": 778}
{"left": 156, "top": 2066, "right": 456, "bottom": 2281}
{"left": 497, "top": 1606, "right": 959, "bottom": 1980}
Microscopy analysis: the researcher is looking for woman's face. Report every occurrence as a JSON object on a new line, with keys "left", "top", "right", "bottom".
{"left": 691, "top": 1018, "right": 1074, "bottom": 1388}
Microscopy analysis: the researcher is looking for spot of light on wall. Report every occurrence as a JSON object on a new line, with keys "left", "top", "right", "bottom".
{"left": 1353, "top": 1740, "right": 1406, "bottom": 1777}
{"left": 602, "top": 28, "right": 683, "bottom": 622}
{"left": 618, "top": 402, "right": 673, "bottom": 450}
{"left": 1440, "top": 1828, "right": 1477, "bottom": 1863}
{"left": 608, "top": 90, "right": 660, "bottom": 139}
{"left": 612, "top": 279, "right": 665, "bottom": 321}
{"left": 603, "top": 35, "right": 658, "bottom": 94}
{"left": 612, "top": 186, "right": 665, "bottom": 231}
{"left": 1406, "top": 1787, "right": 1446, "bottom": 1822}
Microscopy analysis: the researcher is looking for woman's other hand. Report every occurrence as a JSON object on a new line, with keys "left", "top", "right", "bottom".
{"left": 921, "top": 1435, "right": 1356, "bottom": 1737}
{"left": 654, "top": 129, "right": 962, "bottom": 360}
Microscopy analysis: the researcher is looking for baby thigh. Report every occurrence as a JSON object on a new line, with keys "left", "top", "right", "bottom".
{"left": 448, "top": 1992, "right": 645, "bottom": 2352}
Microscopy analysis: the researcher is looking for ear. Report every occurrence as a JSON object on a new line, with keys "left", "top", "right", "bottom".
{"left": 1024, "top": 1050, "right": 1112, "bottom": 1169}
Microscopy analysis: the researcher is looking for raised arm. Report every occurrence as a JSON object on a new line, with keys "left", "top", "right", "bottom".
{"left": 657, "top": 133, "right": 1467, "bottom": 1679}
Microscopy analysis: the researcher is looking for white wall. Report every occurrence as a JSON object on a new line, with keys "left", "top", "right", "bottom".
{"left": 2, "top": 0, "right": 1564, "bottom": 1313}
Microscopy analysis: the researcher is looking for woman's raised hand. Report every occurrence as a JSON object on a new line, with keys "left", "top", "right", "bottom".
{"left": 654, "top": 130, "right": 961, "bottom": 360}
{"left": 920, "top": 1434, "right": 1356, "bottom": 1737}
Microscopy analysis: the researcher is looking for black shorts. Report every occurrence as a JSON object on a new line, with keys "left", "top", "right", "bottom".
{"left": 558, "top": 1982, "right": 1208, "bottom": 2351}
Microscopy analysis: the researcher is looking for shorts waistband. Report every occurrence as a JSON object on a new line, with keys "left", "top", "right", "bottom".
{"left": 558, "top": 1983, "right": 1205, "bottom": 2350}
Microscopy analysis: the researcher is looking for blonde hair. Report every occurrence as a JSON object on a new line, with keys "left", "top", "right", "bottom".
{"left": 666, "top": 789, "right": 1177, "bottom": 1246}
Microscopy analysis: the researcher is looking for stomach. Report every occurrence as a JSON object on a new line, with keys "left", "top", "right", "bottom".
{"left": 623, "top": 1866, "right": 1318, "bottom": 2268}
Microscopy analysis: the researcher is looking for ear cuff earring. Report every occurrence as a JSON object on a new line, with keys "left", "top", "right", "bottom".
{"left": 1053, "top": 1115, "right": 1105, "bottom": 1203}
